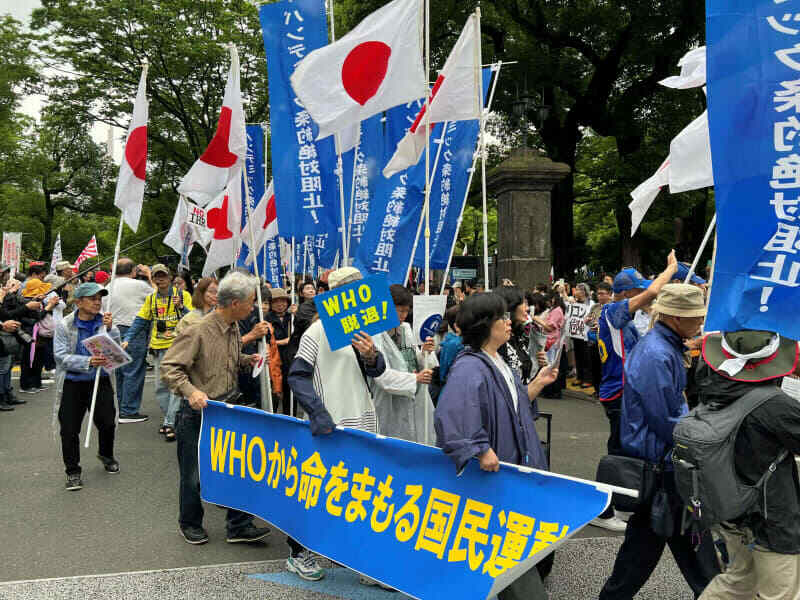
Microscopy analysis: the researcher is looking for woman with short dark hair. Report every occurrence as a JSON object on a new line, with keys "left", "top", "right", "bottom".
{"left": 435, "top": 292, "right": 557, "bottom": 599}
{"left": 495, "top": 286, "right": 534, "bottom": 383}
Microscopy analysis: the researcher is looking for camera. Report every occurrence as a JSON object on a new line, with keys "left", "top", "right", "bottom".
{"left": 156, "top": 321, "right": 167, "bottom": 334}
{"left": 17, "top": 331, "right": 32, "bottom": 344}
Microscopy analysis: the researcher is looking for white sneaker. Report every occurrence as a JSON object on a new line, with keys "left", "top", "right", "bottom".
{"left": 286, "top": 550, "right": 325, "bottom": 581}
{"left": 590, "top": 515, "right": 628, "bottom": 532}
{"left": 359, "top": 575, "right": 395, "bottom": 590}
{"left": 615, "top": 510, "right": 633, "bottom": 523}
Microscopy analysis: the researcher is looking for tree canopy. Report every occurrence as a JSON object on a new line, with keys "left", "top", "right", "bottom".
{"left": 0, "top": 0, "right": 713, "bottom": 278}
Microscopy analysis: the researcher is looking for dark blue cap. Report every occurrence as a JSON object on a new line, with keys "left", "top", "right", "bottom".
{"left": 674, "top": 262, "right": 706, "bottom": 285}
{"left": 613, "top": 268, "right": 652, "bottom": 294}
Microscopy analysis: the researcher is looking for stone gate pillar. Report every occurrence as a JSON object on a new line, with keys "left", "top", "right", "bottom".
{"left": 487, "top": 147, "right": 570, "bottom": 291}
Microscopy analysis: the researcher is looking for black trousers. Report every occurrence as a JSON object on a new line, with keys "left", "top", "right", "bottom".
{"left": 59, "top": 377, "right": 116, "bottom": 475}
{"left": 589, "top": 342, "right": 602, "bottom": 393}
{"left": 20, "top": 340, "right": 44, "bottom": 390}
{"left": 598, "top": 473, "right": 719, "bottom": 600}
{"left": 573, "top": 338, "right": 592, "bottom": 383}
{"left": 596, "top": 396, "right": 622, "bottom": 519}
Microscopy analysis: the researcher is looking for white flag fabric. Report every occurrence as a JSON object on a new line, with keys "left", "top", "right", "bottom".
{"left": 659, "top": 46, "right": 706, "bottom": 89}
{"left": 669, "top": 110, "right": 713, "bottom": 194}
{"left": 383, "top": 13, "right": 481, "bottom": 178}
{"left": 629, "top": 158, "right": 671, "bottom": 236}
{"left": 164, "top": 197, "right": 201, "bottom": 257}
{"left": 334, "top": 123, "right": 361, "bottom": 155}
{"left": 290, "top": 0, "right": 426, "bottom": 141}
{"left": 202, "top": 168, "right": 244, "bottom": 277}
{"left": 179, "top": 46, "right": 247, "bottom": 207}
{"left": 113, "top": 65, "right": 148, "bottom": 232}
{"left": 242, "top": 180, "right": 277, "bottom": 264}
{"left": 49, "top": 233, "right": 62, "bottom": 274}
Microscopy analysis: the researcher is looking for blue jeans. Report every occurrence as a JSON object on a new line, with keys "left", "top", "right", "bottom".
{"left": 0, "top": 355, "right": 12, "bottom": 399}
{"left": 175, "top": 401, "right": 251, "bottom": 535}
{"left": 118, "top": 326, "right": 147, "bottom": 416}
{"left": 152, "top": 347, "right": 180, "bottom": 426}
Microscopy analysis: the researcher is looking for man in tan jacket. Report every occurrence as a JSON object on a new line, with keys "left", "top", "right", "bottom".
{"left": 161, "top": 271, "right": 269, "bottom": 546}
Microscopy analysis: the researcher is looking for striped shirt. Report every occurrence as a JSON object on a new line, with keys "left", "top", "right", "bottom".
{"left": 296, "top": 320, "right": 377, "bottom": 433}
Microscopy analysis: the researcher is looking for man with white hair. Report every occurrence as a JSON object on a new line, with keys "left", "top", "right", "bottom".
{"left": 285, "top": 266, "right": 389, "bottom": 585}
{"left": 161, "top": 271, "right": 270, "bottom": 546}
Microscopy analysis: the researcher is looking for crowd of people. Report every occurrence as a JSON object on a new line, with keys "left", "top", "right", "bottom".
{"left": 1, "top": 252, "right": 799, "bottom": 599}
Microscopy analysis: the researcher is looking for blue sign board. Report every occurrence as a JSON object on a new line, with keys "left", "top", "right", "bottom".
{"left": 313, "top": 274, "right": 399, "bottom": 351}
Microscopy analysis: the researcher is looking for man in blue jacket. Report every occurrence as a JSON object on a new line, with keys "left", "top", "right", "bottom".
{"left": 599, "top": 284, "right": 719, "bottom": 599}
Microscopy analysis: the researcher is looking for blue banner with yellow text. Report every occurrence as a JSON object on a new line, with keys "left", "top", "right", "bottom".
{"left": 200, "top": 403, "right": 610, "bottom": 599}
{"left": 706, "top": 0, "right": 800, "bottom": 339}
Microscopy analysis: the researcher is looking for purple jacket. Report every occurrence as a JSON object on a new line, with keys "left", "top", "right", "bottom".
{"left": 434, "top": 349, "right": 548, "bottom": 473}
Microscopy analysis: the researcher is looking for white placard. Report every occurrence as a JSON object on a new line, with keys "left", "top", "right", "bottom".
{"left": 186, "top": 204, "right": 209, "bottom": 229}
{"left": 412, "top": 295, "right": 447, "bottom": 345}
{"left": 565, "top": 302, "right": 591, "bottom": 341}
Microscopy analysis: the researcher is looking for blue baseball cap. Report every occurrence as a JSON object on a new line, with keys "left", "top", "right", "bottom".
{"left": 613, "top": 268, "right": 652, "bottom": 294}
{"left": 74, "top": 282, "right": 109, "bottom": 299}
{"left": 674, "top": 262, "right": 707, "bottom": 285}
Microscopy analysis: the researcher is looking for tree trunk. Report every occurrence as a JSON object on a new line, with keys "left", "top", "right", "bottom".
{"left": 40, "top": 188, "right": 54, "bottom": 263}
{"left": 614, "top": 196, "right": 641, "bottom": 268}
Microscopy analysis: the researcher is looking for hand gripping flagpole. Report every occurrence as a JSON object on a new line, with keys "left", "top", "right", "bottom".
{"left": 476, "top": 8, "right": 490, "bottom": 292}
{"left": 684, "top": 213, "right": 717, "bottom": 284}
{"left": 440, "top": 61, "right": 503, "bottom": 294}
{"left": 86, "top": 61, "right": 149, "bottom": 449}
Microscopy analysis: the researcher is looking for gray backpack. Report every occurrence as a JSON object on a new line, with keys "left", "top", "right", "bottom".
{"left": 672, "top": 386, "right": 789, "bottom": 530}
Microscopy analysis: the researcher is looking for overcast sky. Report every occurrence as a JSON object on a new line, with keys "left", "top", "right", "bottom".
{"left": 5, "top": 1, "right": 121, "bottom": 161}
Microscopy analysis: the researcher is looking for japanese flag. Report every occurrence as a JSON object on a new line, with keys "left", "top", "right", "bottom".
{"left": 179, "top": 46, "right": 247, "bottom": 207}
{"left": 202, "top": 168, "right": 244, "bottom": 277}
{"left": 383, "top": 13, "right": 481, "bottom": 178}
{"left": 114, "top": 64, "right": 148, "bottom": 232}
{"left": 290, "top": 0, "right": 427, "bottom": 141}
{"left": 241, "top": 180, "right": 278, "bottom": 264}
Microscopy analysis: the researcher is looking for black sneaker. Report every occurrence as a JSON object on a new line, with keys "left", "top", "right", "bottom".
{"left": 97, "top": 455, "right": 120, "bottom": 473}
{"left": 119, "top": 413, "right": 149, "bottom": 423}
{"left": 7, "top": 396, "right": 26, "bottom": 405}
{"left": 226, "top": 524, "right": 271, "bottom": 543}
{"left": 19, "top": 388, "right": 38, "bottom": 394}
{"left": 65, "top": 474, "right": 83, "bottom": 491}
{"left": 180, "top": 526, "right": 209, "bottom": 545}
{"left": 0, "top": 402, "right": 13, "bottom": 411}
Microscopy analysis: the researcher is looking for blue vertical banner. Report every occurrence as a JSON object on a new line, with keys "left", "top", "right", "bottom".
{"left": 259, "top": 0, "right": 340, "bottom": 269}
{"left": 341, "top": 114, "right": 385, "bottom": 259}
{"left": 354, "top": 98, "right": 428, "bottom": 284}
{"left": 413, "top": 68, "right": 493, "bottom": 270}
{"left": 705, "top": 1, "right": 800, "bottom": 340}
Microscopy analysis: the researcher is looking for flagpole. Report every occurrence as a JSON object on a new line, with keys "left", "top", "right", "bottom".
{"left": 423, "top": 0, "right": 431, "bottom": 299}
{"left": 684, "top": 213, "right": 716, "bottom": 284}
{"left": 291, "top": 237, "right": 297, "bottom": 302}
{"left": 327, "top": 0, "right": 350, "bottom": 265}
{"left": 474, "top": 9, "right": 490, "bottom": 292}
{"left": 440, "top": 61, "right": 503, "bottom": 294}
{"left": 83, "top": 220, "right": 124, "bottom": 449}
{"left": 404, "top": 122, "right": 449, "bottom": 288}
{"left": 345, "top": 130, "right": 361, "bottom": 255}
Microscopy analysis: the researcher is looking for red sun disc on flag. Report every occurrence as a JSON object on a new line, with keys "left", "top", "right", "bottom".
{"left": 262, "top": 195, "right": 276, "bottom": 230}
{"left": 341, "top": 41, "right": 392, "bottom": 106}
{"left": 207, "top": 195, "right": 233, "bottom": 240}
{"left": 125, "top": 125, "right": 148, "bottom": 179}
{"left": 200, "top": 107, "right": 238, "bottom": 168}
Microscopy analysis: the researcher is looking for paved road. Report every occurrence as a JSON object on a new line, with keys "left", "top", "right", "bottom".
{"left": 0, "top": 375, "right": 697, "bottom": 599}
